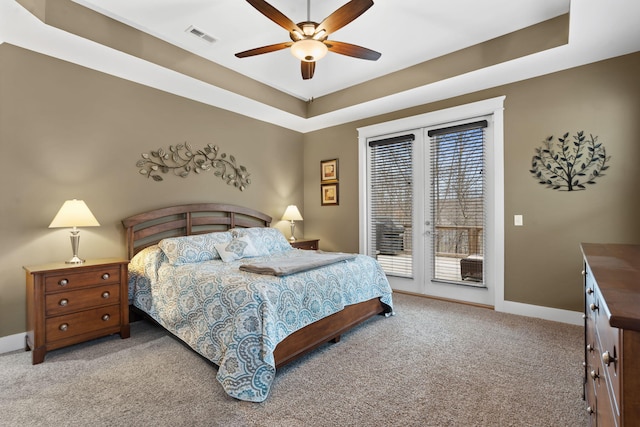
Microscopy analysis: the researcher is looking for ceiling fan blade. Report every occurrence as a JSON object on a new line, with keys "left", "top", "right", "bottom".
{"left": 301, "top": 61, "right": 316, "bottom": 80}
{"left": 246, "top": 0, "right": 303, "bottom": 34}
{"left": 325, "top": 40, "right": 381, "bottom": 61}
{"left": 235, "top": 42, "right": 292, "bottom": 58}
{"left": 316, "top": 0, "right": 374, "bottom": 35}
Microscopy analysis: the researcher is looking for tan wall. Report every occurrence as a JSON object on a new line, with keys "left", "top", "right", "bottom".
{"left": 304, "top": 52, "right": 640, "bottom": 312}
{"left": 0, "top": 45, "right": 304, "bottom": 337}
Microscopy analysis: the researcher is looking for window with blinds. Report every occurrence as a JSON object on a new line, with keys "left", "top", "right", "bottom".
{"left": 428, "top": 120, "right": 487, "bottom": 286}
{"left": 368, "top": 134, "right": 414, "bottom": 277}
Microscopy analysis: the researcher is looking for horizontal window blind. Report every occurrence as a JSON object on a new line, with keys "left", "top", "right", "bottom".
{"left": 368, "top": 134, "right": 414, "bottom": 277}
{"left": 429, "top": 121, "right": 486, "bottom": 285}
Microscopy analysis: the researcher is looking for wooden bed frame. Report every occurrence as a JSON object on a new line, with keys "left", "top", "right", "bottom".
{"left": 122, "top": 203, "right": 388, "bottom": 369}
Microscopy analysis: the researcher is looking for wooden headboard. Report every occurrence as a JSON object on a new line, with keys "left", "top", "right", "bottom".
{"left": 121, "top": 203, "right": 272, "bottom": 259}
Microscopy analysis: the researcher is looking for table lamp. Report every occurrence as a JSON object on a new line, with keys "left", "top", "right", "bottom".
{"left": 282, "top": 205, "right": 303, "bottom": 241}
{"left": 49, "top": 199, "right": 100, "bottom": 264}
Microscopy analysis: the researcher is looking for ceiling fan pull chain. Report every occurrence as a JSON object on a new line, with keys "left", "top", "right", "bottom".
{"left": 307, "top": 0, "right": 311, "bottom": 22}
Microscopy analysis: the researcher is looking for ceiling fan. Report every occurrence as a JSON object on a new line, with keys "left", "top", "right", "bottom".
{"left": 235, "top": 0, "right": 381, "bottom": 80}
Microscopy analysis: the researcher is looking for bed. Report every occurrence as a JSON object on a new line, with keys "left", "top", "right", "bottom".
{"left": 122, "top": 203, "right": 393, "bottom": 402}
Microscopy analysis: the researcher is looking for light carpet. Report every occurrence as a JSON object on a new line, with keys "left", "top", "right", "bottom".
{"left": 0, "top": 293, "right": 588, "bottom": 426}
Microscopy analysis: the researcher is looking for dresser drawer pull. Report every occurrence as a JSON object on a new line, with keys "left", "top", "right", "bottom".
{"left": 58, "top": 279, "right": 69, "bottom": 287}
{"left": 101, "top": 273, "right": 110, "bottom": 280}
{"left": 582, "top": 314, "right": 587, "bottom": 320}
{"left": 59, "top": 298, "right": 69, "bottom": 307}
{"left": 602, "top": 351, "right": 616, "bottom": 366}
{"left": 586, "top": 344, "right": 594, "bottom": 352}
{"left": 102, "top": 291, "right": 110, "bottom": 299}
{"left": 586, "top": 287, "right": 593, "bottom": 295}
{"left": 102, "top": 314, "right": 110, "bottom": 321}
{"left": 586, "top": 406, "right": 594, "bottom": 415}
{"left": 59, "top": 323, "right": 69, "bottom": 331}
{"left": 590, "top": 369, "right": 599, "bottom": 380}
{"left": 589, "top": 303, "right": 598, "bottom": 312}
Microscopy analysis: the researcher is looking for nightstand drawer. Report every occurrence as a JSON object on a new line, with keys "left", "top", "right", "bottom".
{"left": 44, "top": 266, "right": 121, "bottom": 293}
{"left": 45, "top": 304, "right": 121, "bottom": 342}
{"left": 45, "top": 283, "right": 120, "bottom": 316}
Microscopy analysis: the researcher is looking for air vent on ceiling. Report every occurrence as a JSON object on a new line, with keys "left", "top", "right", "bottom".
{"left": 186, "top": 25, "right": 217, "bottom": 44}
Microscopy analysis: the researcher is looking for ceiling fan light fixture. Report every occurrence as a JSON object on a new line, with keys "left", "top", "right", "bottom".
{"left": 291, "top": 39, "right": 328, "bottom": 62}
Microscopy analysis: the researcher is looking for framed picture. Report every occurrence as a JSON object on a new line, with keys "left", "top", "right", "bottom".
{"left": 321, "top": 183, "right": 339, "bottom": 206}
{"left": 320, "top": 158, "right": 338, "bottom": 182}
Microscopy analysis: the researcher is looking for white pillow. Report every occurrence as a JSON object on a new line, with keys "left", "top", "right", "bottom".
{"left": 214, "top": 235, "right": 261, "bottom": 262}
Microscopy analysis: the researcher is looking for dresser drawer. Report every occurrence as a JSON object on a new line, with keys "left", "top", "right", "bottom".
{"left": 45, "top": 304, "right": 121, "bottom": 342}
{"left": 595, "top": 308, "right": 621, "bottom": 418}
{"left": 44, "top": 266, "right": 121, "bottom": 293}
{"left": 585, "top": 316, "right": 599, "bottom": 374}
{"left": 45, "top": 283, "right": 120, "bottom": 316}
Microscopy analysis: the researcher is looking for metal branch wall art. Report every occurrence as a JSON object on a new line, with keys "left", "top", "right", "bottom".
{"left": 137, "top": 143, "right": 251, "bottom": 191}
{"left": 530, "top": 131, "right": 610, "bottom": 191}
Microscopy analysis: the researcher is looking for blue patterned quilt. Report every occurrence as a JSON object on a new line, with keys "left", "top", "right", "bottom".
{"left": 128, "top": 234, "right": 393, "bottom": 402}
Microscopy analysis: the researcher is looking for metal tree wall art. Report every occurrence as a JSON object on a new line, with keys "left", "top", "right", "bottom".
{"left": 137, "top": 142, "right": 251, "bottom": 191}
{"left": 530, "top": 131, "right": 610, "bottom": 191}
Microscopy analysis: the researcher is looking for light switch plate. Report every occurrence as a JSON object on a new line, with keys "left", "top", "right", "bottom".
{"left": 514, "top": 215, "right": 523, "bottom": 226}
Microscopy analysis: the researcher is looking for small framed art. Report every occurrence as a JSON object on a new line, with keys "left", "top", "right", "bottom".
{"left": 321, "top": 183, "right": 339, "bottom": 206}
{"left": 320, "top": 158, "right": 338, "bottom": 182}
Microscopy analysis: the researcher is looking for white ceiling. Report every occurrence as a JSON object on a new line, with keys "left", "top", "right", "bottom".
{"left": 1, "top": 0, "right": 640, "bottom": 132}
{"left": 73, "top": 0, "right": 572, "bottom": 101}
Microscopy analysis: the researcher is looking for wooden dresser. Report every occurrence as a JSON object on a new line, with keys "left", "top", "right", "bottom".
{"left": 581, "top": 243, "right": 640, "bottom": 426}
{"left": 25, "top": 258, "right": 130, "bottom": 364}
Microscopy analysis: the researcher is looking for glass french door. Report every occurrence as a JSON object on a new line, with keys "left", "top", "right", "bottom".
{"left": 361, "top": 97, "right": 504, "bottom": 309}
{"left": 422, "top": 119, "right": 494, "bottom": 306}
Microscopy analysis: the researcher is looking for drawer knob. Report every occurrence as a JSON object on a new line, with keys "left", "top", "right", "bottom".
{"left": 102, "top": 314, "right": 110, "bottom": 321}
{"left": 586, "top": 406, "right": 594, "bottom": 415}
{"left": 589, "top": 303, "right": 599, "bottom": 312}
{"left": 586, "top": 344, "right": 594, "bottom": 352}
{"left": 102, "top": 291, "right": 110, "bottom": 299}
{"left": 58, "top": 279, "right": 69, "bottom": 287}
{"left": 59, "top": 323, "right": 69, "bottom": 331}
{"left": 59, "top": 298, "right": 69, "bottom": 307}
{"left": 602, "top": 351, "right": 616, "bottom": 366}
{"left": 590, "top": 369, "right": 599, "bottom": 380}
{"left": 582, "top": 314, "right": 587, "bottom": 320}
{"left": 101, "top": 273, "right": 110, "bottom": 280}
{"left": 586, "top": 287, "right": 593, "bottom": 295}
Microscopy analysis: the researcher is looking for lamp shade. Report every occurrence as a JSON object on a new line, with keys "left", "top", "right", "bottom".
{"left": 290, "top": 39, "right": 328, "bottom": 62}
{"left": 282, "top": 205, "right": 303, "bottom": 221}
{"left": 49, "top": 199, "right": 100, "bottom": 228}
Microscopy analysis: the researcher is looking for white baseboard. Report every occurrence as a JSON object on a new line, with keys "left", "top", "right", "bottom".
{"left": 498, "top": 300, "right": 583, "bottom": 326}
{"left": 0, "top": 332, "right": 26, "bottom": 355}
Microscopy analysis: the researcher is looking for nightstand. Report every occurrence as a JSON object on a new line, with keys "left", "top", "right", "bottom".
{"left": 24, "top": 258, "right": 130, "bottom": 364}
{"left": 290, "top": 239, "right": 319, "bottom": 250}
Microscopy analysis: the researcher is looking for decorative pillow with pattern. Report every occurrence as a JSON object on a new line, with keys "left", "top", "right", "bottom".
{"left": 158, "top": 231, "right": 233, "bottom": 265}
{"left": 214, "top": 235, "right": 261, "bottom": 263}
{"left": 231, "top": 227, "right": 292, "bottom": 255}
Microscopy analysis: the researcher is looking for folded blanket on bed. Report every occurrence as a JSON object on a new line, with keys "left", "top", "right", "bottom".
{"left": 240, "top": 251, "right": 357, "bottom": 276}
